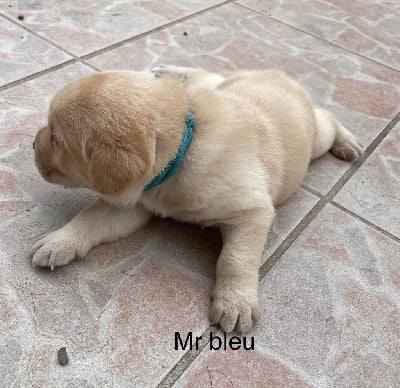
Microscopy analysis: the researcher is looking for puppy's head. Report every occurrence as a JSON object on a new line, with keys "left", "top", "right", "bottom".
{"left": 34, "top": 72, "right": 156, "bottom": 195}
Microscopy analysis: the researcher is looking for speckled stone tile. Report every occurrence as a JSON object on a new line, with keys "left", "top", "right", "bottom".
{"left": 3, "top": 255, "right": 209, "bottom": 386}
{"left": 335, "top": 122, "right": 400, "bottom": 238}
{"left": 141, "top": 218, "right": 221, "bottom": 284}
{"left": 239, "top": 0, "right": 400, "bottom": 71}
{"left": 0, "top": 17, "right": 71, "bottom": 86}
{"left": 0, "top": 62, "right": 93, "bottom": 154}
{"left": 88, "top": 2, "right": 400, "bottom": 195}
{"left": 177, "top": 204, "right": 400, "bottom": 386}
{"left": 0, "top": 153, "right": 211, "bottom": 386}
{"left": 108, "top": 259, "right": 210, "bottom": 386}
{"left": 175, "top": 205, "right": 400, "bottom": 387}
{"left": 262, "top": 188, "right": 318, "bottom": 264}
{"left": 175, "top": 347, "right": 313, "bottom": 387}
{"left": 1, "top": 0, "right": 225, "bottom": 56}
{"left": 254, "top": 205, "right": 400, "bottom": 387}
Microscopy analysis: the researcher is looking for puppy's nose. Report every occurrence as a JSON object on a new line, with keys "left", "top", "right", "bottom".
{"left": 32, "top": 141, "right": 35, "bottom": 149}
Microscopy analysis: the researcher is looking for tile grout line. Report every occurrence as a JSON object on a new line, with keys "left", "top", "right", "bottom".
{"left": 300, "top": 184, "right": 323, "bottom": 198}
{"left": 3, "top": 0, "right": 397, "bottom": 94}
{"left": 259, "top": 197, "right": 327, "bottom": 278}
{"left": 160, "top": 199, "right": 330, "bottom": 387}
{"left": 302, "top": 185, "right": 400, "bottom": 244}
{"left": 79, "top": 0, "right": 234, "bottom": 61}
{"left": 260, "top": 110, "right": 400, "bottom": 277}
{"left": 0, "top": 12, "right": 80, "bottom": 59}
{"left": 158, "top": 327, "right": 220, "bottom": 388}
{"left": 0, "top": 9, "right": 86, "bottom": 92}
{"left": 326, "top": 111, "right": 400, "bottom": 200}
{"left": 329, "top": 200, "right": 400, "bottom": 244}
{"left": 0, "top": 59, "right": 77, "bottom": 93}
{"left": 235, "top": 2, "right": 400, "bottom": 73}
{"left": 159, "top": 111, "right": 400, "bottom": 387}
{"left": 0, "top": 0, "right": 234, "bottom": 92}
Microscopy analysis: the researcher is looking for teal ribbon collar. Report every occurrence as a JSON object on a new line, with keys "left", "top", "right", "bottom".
{"left": 144, "top": 112, "right": 195, "bottom": 191}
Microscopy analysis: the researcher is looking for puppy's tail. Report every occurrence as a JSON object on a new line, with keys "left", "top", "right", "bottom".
{"left": 311, "top": 107, "right": 363, "bottom": 161}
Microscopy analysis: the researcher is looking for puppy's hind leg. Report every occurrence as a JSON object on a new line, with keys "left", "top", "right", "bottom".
{"left": 312, "top": 107, "right": 363, "bottom": 161}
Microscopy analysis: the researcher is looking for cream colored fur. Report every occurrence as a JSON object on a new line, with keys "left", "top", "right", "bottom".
{"left": 30, "top": 66, "right": 363, "bottom": 333}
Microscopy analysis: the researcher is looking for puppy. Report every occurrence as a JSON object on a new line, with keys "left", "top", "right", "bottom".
{"left": 30, "top": 66, "right": 363, "bottom": 333}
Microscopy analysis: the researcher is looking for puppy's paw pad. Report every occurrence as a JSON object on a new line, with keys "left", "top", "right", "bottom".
{"left": 332, "top": 136, "right": 363, "bottom": 161}
{"left": 210, "top": 295, "right": 261, "bottom": 334}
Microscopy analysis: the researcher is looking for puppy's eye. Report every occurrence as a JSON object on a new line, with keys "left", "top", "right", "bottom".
{"left": 51, "top": 134, "right": 59, "bottom": 146}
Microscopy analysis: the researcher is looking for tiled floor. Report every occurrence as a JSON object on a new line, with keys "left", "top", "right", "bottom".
{"left": 0, "top": 1, "right": 399, "bottom": 387}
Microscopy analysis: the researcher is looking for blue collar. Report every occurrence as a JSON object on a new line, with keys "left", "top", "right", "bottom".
{"left": 144, "top": 111, "right": 195, "bottom": 191}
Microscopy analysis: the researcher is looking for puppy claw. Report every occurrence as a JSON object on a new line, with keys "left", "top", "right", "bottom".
{"left": 332, "top": 136, "right": 363, "bottom": 161}
{"left": 210, "top": 295, "right": 260, "bottom": 334}
{"left": 29, "top": 229, "right": 82, "bottom": 269}
{"left": 28, "top": 238, "right": 46, "bottom": 257}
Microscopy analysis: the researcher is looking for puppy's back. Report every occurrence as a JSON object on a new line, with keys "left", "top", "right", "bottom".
{"left": 215, "top": 70, "right": 316, "bottom": 204}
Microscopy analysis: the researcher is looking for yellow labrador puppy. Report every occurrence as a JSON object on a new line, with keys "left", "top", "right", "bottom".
{"left": 30, "top": 66, "right": 362, "bottom": 333}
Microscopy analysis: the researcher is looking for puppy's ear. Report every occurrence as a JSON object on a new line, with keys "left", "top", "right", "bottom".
{"left": 85, "top": 136, "right": 154, "bottom": 195}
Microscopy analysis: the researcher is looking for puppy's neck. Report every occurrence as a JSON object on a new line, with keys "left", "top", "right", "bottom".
{"left": 103, "top": 77, "right": 189, "bottom": 207}
{"left": 151, "top": 78, "right": 189, "bottom": 179}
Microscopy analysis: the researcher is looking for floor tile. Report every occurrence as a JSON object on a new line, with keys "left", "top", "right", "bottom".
{"left": 239, "top": 0, "right": 400, "bottom": 70}
{"left": 88, "top": 3, "right": 400, "bottom": 195}
{"left": 262, "top": 189, "right": 318, "bottom": 264}
{"left": 335, "top": 122, "right": 400, "bottom": 238}
{"left": 0, "top": 17, "right": 71, "bottom": 86}
{"left": 0, "top": 190, "right": 209, "bottom": 386}
{"left": 1, "top": 254, "right": 208, "bottom": 386}
{"left": 175, "top": 347, "right": 313, "bottom": 387}
{"left": 140, "top": 218, "right": 221, "bottom": 284}
{"left": 108, "top": 259, "right": 210, "bottom": 386}
{"left": 1, "top": 0, "right": 225, "bottom": 56}
{"left": 254, "top": 205, "right": 400, "bottom": 386}
{"left": 0, "top": 62, "right": 93, "bottom": 156}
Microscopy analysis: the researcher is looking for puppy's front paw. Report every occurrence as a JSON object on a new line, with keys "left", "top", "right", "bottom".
{"left": 29, "top": 229, "right": 85, "bottom": 270}
{"left": 210, "top": 290, "right": 261, "bottom": 334}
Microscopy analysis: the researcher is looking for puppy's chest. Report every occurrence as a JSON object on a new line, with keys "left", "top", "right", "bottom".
{"left": 140, "top": 189, "right": 214, "bottom": 225}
